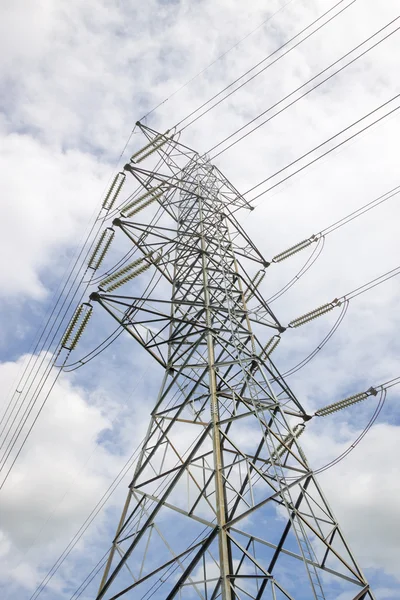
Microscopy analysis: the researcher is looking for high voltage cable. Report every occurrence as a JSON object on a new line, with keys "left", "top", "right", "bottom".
{"left": 28, "top": 434, "right": 146, "bottom": 600}
{"left": 249, "top": 184, "right": 400, "bottom": 380}
{"left": 0, "top": 166, "right": 141, "bottom": 485}
{"left": 0, "top": 239, "right": 98, "bottom": 442}
{"left": 262, "top": 264, "right": 400, "bottom": 380}
{"left": 63, "top": 270, "right": 163, "bottom": 371}
{"left": 379, "top": 375, "right": 400, "bottom": 390}
{"left": 281, "top": 388, "right": 389, "bottom": 483}
{"left": 0, "top": 125, "right": 140, "bottom": 438}
{"left": 266, "top": 237, "right": 325, "bottom": 304}
{"left": 314, "top": 390, "right": 387, "bottom": 474}
{"left": 31, "top": 423, "right": 211, "bottom": 599}
{"left": 55, "top": 184, "right": 400, "bottom": 377}
{"left": 208, "top": 16, "right": 400, "bottom": 159}
{"left": 5, "top": 164, "right": 397, "bottom": 479}
{"left": 238, "top": 183, "right": 399, "bottom": 309}
{"left": 344, "top": 264, "right": 400, "bottom": 300}
{"left": 0, "top": 124, "right": 159, "bottom": 475}
{"left": 263, "top": 184, "right": 400, "bottom": 302}
{"left": 310, "top": 381, "right": 396, "bottom": 474}
{"left": 285, "top": 264, "right": 400, "bottom": 327}
{"left": 282, "top": 301, "right": 350, "bottom": 378}
{"left": 0, "top": 275, "right": 93, "bottom": 480}
{"left": 70, "top": 552, "right": 110, "bottom": 600}
{"left": 30, "top": 364, "right": 400, "bottom": 599}
{"left": 0, "top": 362, "right": 65, "bottom": 491}
{"left": 0, "top": 245, "right": 93, "bottom": 431}
{"left": 175, "top": 0, "right": 355, "bottom": 132}
{"left": 0, "top": 232, "right": 101, "bottom": 450}
{"left": 138, "top": 0, "right": 298, "bottom": 123}
{"left": 5, "top": 4, "right": 398, "bottom": 594}
{"left": 244, "top": 93, "right": 400, "bottom": 202}
{"left": 0, "top": 278, "right": 92, "bottom": 480}
{"left": 318, "top": 184, "right": 400, "bottom": 235}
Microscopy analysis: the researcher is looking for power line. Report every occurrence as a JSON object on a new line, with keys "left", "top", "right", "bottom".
{"left": 0, "top": 122, "right": 140, "bottom": 443}
{"left": 283, "top": 301, "right": 350, "bottom": 378}
{"left": 319, "top": 184, "right": 400, "bottom": 236}
{"left": 208, "top": 17, "right": 400, "bottom": 159}
{"left": 69, "top": 551, "right": 110, "bottom": 600}
{"left": 282, "top": 388, "right": 389, "bottom": 482}
{"left": 29, "top": 417, "right": 210, "bottom": 599}
{"left": 265, "top": 261, "right": 400, "bottom": 380}
{"left": 245, "top": 93, "right": 400, "bottom": 202}
{"left": 0, "top": 182, "right": 134, "bottom": 484}
{"left": 138, "top": 0, "right": 298, "bottom": 124}
{"left": 28, "top": 436, "right": 145, "bottom": 600}
{"left": 266, "top": 236, "right": 325, "bottom": 304}
{"left": 284, "top": 263, "right": 400, "bottom": 329}
{"left": 344, "top": 264, "right": 400, "bottom": 301}
{"left": 0, "top": 363, "right": 64, "bottom": 491}
{"left": 248, "top": 183, "right": 400, "bottom": 306}
{"left": 315, "top": 390, "right": 386, "bottom": 474}
{"left": 0, "top": 122, "right": 159, "bottom": 481}
{"left": 263, "top": 262, "right": 400, "bottom": 380}
{"left": 175, "top": 0, "right": 355, "bottom": 132}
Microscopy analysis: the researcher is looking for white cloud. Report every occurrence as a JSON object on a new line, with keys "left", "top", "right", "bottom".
{"left": 303, "top": 421, "right": 400, "bottom": 580}
{"left": 0, "top": 129, "right": 105, "bottom": 299}
{"left": 0, "top": 0, "right": 400, "bottom": 597}
{"left": 0, "top": 354, "right": 135, "bottom": 593}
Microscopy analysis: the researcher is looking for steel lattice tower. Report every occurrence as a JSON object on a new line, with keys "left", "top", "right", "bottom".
{"left": 80, "top": 124, "right": 375, "bottom": 600}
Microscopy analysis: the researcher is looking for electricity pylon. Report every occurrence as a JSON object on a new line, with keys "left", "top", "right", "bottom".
{"left": 70, "top": 124, "right": 376, "bottom": 599}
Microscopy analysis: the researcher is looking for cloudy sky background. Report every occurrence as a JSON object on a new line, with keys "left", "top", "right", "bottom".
{"left": 0, "top": 0, "right": 399, "bottom": 598}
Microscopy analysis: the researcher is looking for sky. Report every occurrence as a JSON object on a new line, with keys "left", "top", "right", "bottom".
{"left": 0, "top": 0, "right": 399, "bottom": 598}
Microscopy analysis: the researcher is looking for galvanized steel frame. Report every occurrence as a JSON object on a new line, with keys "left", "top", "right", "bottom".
{"left": 91, "top": 125, "right": 375, "bottom": 600}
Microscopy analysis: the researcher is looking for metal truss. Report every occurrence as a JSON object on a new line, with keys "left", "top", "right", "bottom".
{"left": 89, "top": 124, "right": 376, "bottom": 600}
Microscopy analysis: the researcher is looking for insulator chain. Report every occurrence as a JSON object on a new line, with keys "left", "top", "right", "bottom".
{"left": 315, "top": 387, "right": 378, "bottom": 417}
{"left": 130, "top": 131, "right": 172, "bottom": 164}
{"left": 272, "top": 234, "right": 319, "bottom": 263}
{"left": 100, "top": 256, "right": 147, "bottom": 288}
{"left": 121, "top": 182, "right": 167, "bottom": 214}
{"left": 130, "top": 132, "right": 165, "bottom": 159}
{"left": 88, "top": 228, "right": 115, "bottom": 271}
{"left": 245, "top": 269, "right": 266, "bottom": 302}
{"left": 61, "top": 303, "right": 93, "bottom": 351}
{"left": 102, "top": 172, "right": 126, "bottom": 211}
{"left": 105, "top": 263, "right": 152, "bottom": 292}
{"left": 99, "top": 253, "right": 161, "bottom": 292}
{"left": 123, "top": 195, "right": 161, "bottom": 218}
{"left": 274, "top": 423, "right": 305, "bottom": 458}
{"left": 262, "top": 335, "right": 281, "bottom": 357}
{"left": 289, "top": 299, "right": 341, "bottom": 328}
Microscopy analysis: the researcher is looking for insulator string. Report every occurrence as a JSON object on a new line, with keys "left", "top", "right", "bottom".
{"left": 62, "top": 270, "right": 163, "bottom": 371}
{"left": 281, "top": 389, "right": 388, "bottom": 483}
{"left": 0, "top": 125, "right": 145, "bottom": 476}
{"left": 282, "top": 301, "right": 349, "bottom": 378}
{"left": 266, "top": 236, "right": 326, "bottom": 304}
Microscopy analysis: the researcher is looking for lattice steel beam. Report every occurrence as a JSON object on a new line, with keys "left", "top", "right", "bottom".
{"left": 85, "top": 125, "right": 376, "bottom": 600}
